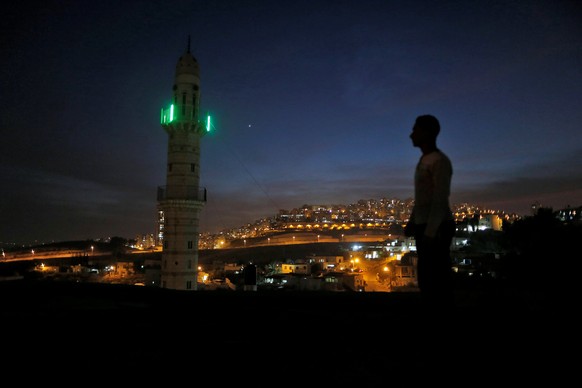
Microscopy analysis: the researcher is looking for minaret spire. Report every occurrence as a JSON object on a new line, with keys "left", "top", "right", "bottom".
{"left": 157, "top": 47, "right": 207, "bottom": 291}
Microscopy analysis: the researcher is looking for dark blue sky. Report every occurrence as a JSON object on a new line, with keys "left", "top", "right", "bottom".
{"left": 2, "top": 0, "right": 581, "bottom": 244}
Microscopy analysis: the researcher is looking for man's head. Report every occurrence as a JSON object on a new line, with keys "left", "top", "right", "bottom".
{"left": 414, "top": 115, "right": 440, "bottom": 136}
{"left": 410, "top": 114, "right": 440, "bottom": 149}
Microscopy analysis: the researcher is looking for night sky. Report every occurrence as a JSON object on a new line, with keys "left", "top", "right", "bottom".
{"left": 2, "top": 0, "right": 581, "bottom": 245}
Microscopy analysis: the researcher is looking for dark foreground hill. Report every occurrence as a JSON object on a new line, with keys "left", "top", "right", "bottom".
{"left": 0, "top": 278, "right": 573, "bottom": 386}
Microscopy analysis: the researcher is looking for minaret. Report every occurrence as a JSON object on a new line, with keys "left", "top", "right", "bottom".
{"left": 158, "top": 39, "right": 208, "bottom": 290}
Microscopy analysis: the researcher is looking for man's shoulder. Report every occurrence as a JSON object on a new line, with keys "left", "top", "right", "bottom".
{"left": 423, "top": 149, "right": 451, "bottom": 164}
{"left": 437, "top": 149, "right": 452, "bottom": 162}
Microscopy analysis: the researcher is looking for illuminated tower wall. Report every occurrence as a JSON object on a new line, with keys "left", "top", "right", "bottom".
{"left": 158, "top": 44, "right": 208, "bottom": 290}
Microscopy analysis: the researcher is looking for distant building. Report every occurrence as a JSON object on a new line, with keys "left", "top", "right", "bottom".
{"left": 479, "top": 214, "right": 503, "bottom": 231}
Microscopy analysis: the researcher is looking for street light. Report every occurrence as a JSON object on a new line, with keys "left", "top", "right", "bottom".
{"left": 91, "top": 245, "right": 94, "bottom": 256}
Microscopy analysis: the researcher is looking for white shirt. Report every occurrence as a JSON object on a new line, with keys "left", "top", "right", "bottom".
{"left": 411, "top": 149, "right": 453, "bottom": 237}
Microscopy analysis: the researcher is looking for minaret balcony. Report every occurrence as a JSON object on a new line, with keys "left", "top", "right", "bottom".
{"left": 157, "top": 186, "right": 207, "bottom": 202}
{"left": 161, "top": 104, "right": 198, "bottom": 124}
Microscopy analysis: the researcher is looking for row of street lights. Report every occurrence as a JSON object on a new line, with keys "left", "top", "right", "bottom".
{"left": 239, "top": 232, "right": 351, "bottom": 248}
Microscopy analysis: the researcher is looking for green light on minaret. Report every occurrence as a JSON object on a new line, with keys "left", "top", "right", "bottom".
{"left": 161, "top": 104, "right": 176, "bottom": 125}
{"left": 206, "top": 115, "right": 211, "bottom": 132}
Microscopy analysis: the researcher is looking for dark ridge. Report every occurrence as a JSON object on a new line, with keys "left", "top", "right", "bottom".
{"left": 0, "top": 278, "right": 570, "bottom": 385}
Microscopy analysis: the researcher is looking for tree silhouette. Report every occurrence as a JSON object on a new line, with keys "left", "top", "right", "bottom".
{"left": 501, "top": 207, "right": 580, "bottom": 290}
{"left": 466, "top": 229, "right": 510, "bottom": 254}
{"left": 109, "top": 236, "right": 128, "bottom": 257}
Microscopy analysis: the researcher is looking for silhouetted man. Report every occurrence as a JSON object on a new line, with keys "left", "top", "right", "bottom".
{"left": 404, "top": 114, "right": 456, "bottom": 310}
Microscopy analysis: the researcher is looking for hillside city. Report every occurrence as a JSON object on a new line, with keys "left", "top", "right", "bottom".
{"left": 151, "top": 198, "right": 525, "bottom": 251}
{"left": 1, "top": 196, "right": 566, "bottom": 253}
{"left": 0, "top": 197, "right": 579, "bottom": 296}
